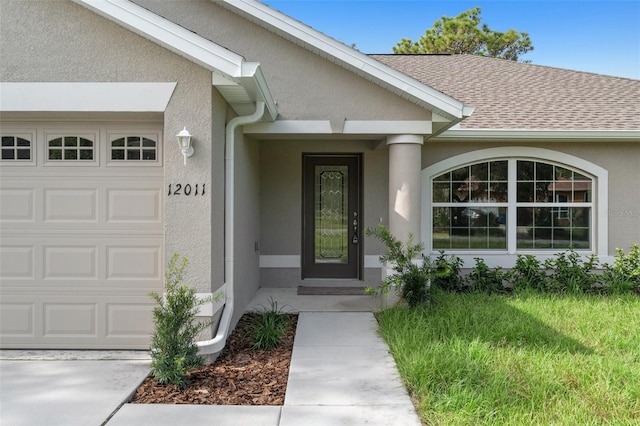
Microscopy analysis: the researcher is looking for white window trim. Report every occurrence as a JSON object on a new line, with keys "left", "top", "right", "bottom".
{"left": 421, "top": 147, "right": 608, "bottom": 262}
{"left": 105, "top": 131, "right": 163, "bottom": 167}
{"left": 43, "top": 130, "right": 99, "bottom": 166}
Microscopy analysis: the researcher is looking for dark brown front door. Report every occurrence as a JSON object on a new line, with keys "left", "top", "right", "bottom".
{"left": 302, "top": 154, "right": 361, "bottom": 279}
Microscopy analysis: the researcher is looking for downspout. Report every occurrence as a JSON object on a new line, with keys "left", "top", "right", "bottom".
{"left": 197, "top": 101, "right": 266, "bottom": 355}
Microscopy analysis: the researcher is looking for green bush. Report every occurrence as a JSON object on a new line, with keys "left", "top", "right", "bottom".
{"left": 149, "top": 253, "right": 211, "bottom": 388}
{"left": 508, "top": 254, "right": 546, "bottom": 292}
{"left": 601, "top": 244, "right": 640, "bottom": 294}
{"left": 464, "top": 257, "right": 506, "bottom": 294}
{"left": 430, "top": 251, "right": 463, "bottom": 292}
{"left": 246, "top": 298, "right": 290, "bottom": 351}
{"left": 365, "top": 225, "right": 431, "bottom": 307}
{"left": 543, "top": 249, "right": 599, "bottom": 294}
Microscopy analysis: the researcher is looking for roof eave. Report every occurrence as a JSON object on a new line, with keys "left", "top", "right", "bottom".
{"left": 72, "top": 0, "right": 277, "bottom": 121}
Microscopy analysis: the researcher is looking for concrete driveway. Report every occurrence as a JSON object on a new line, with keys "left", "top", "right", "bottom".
{"left": 0, "top": 351, "right": 150, "bottom": 426}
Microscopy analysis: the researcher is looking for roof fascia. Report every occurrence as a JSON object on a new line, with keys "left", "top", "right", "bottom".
{"left": 219, "top": 0, "right": 469, "bottom": 122}
{"left": 436, "top": 129, "right": 640, "bottom": 141}
{"left": 73, "top": 0, "right": 277, "bottom": 121}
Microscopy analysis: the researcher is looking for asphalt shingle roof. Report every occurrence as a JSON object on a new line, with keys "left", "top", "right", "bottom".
{"left": 370, "top": 54, "right": 640, "bottom": 131}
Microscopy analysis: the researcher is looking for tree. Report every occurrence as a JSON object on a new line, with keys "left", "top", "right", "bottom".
{"left": 393, "top": 7, "right": 533, "bottom": 62}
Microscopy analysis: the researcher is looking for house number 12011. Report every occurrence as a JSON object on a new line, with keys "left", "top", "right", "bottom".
{"left": 167, "top": 183, "right": 206, "bottom": 196}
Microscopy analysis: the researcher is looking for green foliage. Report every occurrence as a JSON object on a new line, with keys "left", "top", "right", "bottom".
{"left": 464, "top": 257, "right": 506, "bottom": 294}
{"left": 393, "top": 7, "right": 533, "bottom": 62}
{"left": 365, "top": 225, "right": 431, "bottom": 307}
{"left": 430, "top": 251, "right": 464, "bottom": 292}
{"left": 246, "top": 298, "right": 290, "bottom": 351}
{"left": 149, "top": 253, "right": 211, "bottom": 388}
{"left": 508, "top": 254, "right": 546, "bottom": 291}
{"left": 543, "top": 249, "right": 599, "bottom": 294}
{"left": 602, "top": 244, "right": 640, "bottom": 294}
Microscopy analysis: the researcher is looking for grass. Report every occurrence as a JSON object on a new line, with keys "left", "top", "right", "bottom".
{"left": 376, "top": 290, "right": 640, "bottom": 425}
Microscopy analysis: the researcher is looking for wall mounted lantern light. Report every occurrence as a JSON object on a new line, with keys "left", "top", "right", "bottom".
{"left": 176, "top": 127, "right": 194, "bottom": 165}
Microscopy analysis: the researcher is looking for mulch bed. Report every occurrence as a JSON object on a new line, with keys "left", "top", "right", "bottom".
{"left": 131, "top": 313, "right": 298, "bottom": 405}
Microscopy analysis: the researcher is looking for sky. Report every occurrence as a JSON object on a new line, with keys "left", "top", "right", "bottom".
{"left": 262, "top": 0, "right": 640, "bottom": 79}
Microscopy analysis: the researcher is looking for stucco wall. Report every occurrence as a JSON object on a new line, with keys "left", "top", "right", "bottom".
{"left": 233, "top": 131, "right": 262, "bottom": 319}
{"left": 0, "top": 0, "right": 223, "bottom": 293}
{"left": 133, "top": 0, "right": 431, "bottom": 122}
{"left": 422, "top": 140, "right": 640, "bottom": 254}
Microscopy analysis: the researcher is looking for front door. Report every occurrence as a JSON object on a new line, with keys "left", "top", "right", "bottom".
{"left": 302, "top": 154, "right": 361, "bottom": 279}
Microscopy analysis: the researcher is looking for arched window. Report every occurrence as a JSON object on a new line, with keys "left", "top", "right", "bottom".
{"left": 422, "top": 148, "right": 608, "bottom": 255}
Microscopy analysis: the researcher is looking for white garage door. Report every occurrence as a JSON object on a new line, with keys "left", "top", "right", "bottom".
{"left": 0, "top": 123, "right": 164, "bottom": 349}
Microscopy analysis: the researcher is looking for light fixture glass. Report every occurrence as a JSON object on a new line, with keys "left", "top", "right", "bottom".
{"left": 176, "top": 127, "right": 194, "bottom": 165}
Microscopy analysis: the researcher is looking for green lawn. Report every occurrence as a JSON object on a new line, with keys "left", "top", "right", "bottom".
{"left": 377, "top": 291, "right": 640, "bottom": 425}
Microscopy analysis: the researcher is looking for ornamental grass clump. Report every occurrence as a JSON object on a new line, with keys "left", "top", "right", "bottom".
{"left": 149, "top": 253, "right": 211, "bottom": 388}
{"left": 246, "top": 298, "right": 290, "bottom": 351}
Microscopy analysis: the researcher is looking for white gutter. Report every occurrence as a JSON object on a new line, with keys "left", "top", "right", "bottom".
{"left": 197, "top": 101, "right": 266, "bottom": 355}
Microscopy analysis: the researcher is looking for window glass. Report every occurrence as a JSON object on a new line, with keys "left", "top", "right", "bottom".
{"left": 433, "top": 159, "right": 593, "bottom": 251}
{"left": 110, "top": 136, "right": 157, "bottom": 161}
{"left": 48, "top": 136, "right": 94, "bottom": 161}
{"left": 1, "top": 136, "right": 32, "bottom": 161}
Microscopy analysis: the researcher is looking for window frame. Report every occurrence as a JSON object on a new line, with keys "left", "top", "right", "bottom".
{"left": 106, "top": 131, "right": 162, "bottom": 167}
{"left": 422, "top": 147, "right": 608, "bottom": 258}
{"left": 43, "top": 131, "right": 99, "bottom": 166}
{"left": 0, "top": 131, "right": 36, "bottom": 166}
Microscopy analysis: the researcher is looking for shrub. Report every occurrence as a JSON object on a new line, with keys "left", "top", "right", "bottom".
{"left": 464, "top": 257, "right": 507, "bottom": 293}
{"left": 365, "top": 225, "right": 431, "bottom": 307}
{"left": 149, "top": 253, "right": 211, "bottom": 388}
{"left": 601, "top": 244, "right": 640, "bottom": 294}
{"left": 430, "top": 251, "right": 463, "bottom": 292}
{"left": 246, "top": 298, "right": 290, "bottom": 351}
{"left": 508, "top": 254, "right": 546, "bottom": 292}
{"left": 543, "top": 249, "right": 599, "bottom": 294}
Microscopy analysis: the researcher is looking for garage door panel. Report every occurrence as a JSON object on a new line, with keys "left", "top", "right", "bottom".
{"left": 106, "top": 245, "right": 162, "bottom": 280}
{"left": 44, "top": 303, "right": 98, "bottom": 337}
{"left": 0, "top": 303, "right": 35, "bottom": 337}
{"left": 43, "top": 188, "right": 98, "bottom": 222}
{"left": 0, "top": 188, "right": 35, "bottom": 222}
{"left": 43, "top": 246, "right": 98, "bottom": 280}
{"left": 0, "top": 295, "right": 155, "bottom": 349}
{"left": 107, "top": 188, "right": 162, "bottom": 223}
{"left": 0, "top": 246, "right": 35, "bottom": 279}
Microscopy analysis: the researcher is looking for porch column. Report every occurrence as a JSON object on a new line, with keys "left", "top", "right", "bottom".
{"left": 387, "top": 134, "right": 423, "bottom": 243}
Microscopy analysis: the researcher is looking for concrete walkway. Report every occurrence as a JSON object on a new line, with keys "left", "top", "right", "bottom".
{"left": 1, "top": 289, "right": 421, "bottom": 426}
{"left": 108, "top": 311, "right": 421, "bottom": 426}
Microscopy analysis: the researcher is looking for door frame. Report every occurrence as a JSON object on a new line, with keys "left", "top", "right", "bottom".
{"left": 301, "top": 153, "right": 363, "bottom": 279}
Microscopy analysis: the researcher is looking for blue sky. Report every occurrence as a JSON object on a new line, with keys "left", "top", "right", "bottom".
{"left": 262, "top": 0, "right": 640, "bottom": 79}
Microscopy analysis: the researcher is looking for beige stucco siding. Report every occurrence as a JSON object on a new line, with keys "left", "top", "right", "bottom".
{"left": 0, "top": 0, "right": 224, "bottom": 293}
{"left": 133, "top": 0, "right": 432, "bottom": 122}
{"left": 423, "top": 141, "right": 640, "bottom": 254}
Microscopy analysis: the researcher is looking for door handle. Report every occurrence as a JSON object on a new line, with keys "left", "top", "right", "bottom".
{"left": 352, "top": 211, "right": 358, "bottom": 244}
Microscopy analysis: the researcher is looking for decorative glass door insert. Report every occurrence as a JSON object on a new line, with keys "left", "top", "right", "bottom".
{"left": 303, "top": 155, "right": 361, "bottom": 279}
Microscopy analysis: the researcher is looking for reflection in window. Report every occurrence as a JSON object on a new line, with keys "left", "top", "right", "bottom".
{"left": 516, "top": 161, "right": 591, "bottom": 249}
{"left": 432, "top": 159, "right": 593, "bottom": 251}
{"left": 111, "top": 137, "right": 156, "bottom": 161}
{"left": 433, "top": 161, "right": 508, "bottom": 250}
{"left": 48, "top": 137, "right": 94, "bottom": 161}
{"left": 1, "top": 136, "right": 32, "bottom": 161}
